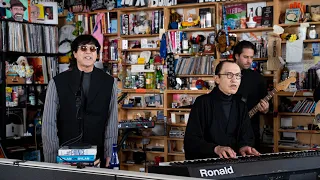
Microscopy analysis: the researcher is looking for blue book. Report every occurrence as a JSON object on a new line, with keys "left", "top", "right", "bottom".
{"left": 56, "top": 155, "right": 96, "bottom": 163}
{"left": 111, "top": 19, "right": 118, "bottom": 33}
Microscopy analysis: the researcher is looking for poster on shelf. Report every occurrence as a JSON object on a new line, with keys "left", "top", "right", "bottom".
{"left": 5, "top": 0, "right": 28, "bottom": 22}
{"left": 30, "top": 4, "right": 45, "bottom": 23}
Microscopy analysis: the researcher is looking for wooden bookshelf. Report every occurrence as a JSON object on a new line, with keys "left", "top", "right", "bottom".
{"left": 175, "top": 53, "right": 215, "bottom": 56}
{"left": 278, "top": 112, "right": 315, "bottom": 116}
{"left": 167, "top": 123, "right": 187, "bottom": 127}
{"left": 228, "top": 27, "right": 273, "bottom": 33}
{"left": 168, "top": 27, "right": 215, "bottom": 32}
{"left": 167, "top": 138, "right": 184, "bottom": 141}
{"left": 168, "top": 152, "right": 185, "bottom": 156}
{"left": 166, "top": 108, "right": 191, "bottom": 112}
{"left": 278, "top": 129, "right": 320, "bottom": 134}
{"left": 119, "top": 6, "right": 164, "bottom": 12}
{"left": 282, "top": 39, "right": 320, "bottom": 43}
{"left": 104, "top": 33, "right": 118, "bottom": 37}
{"left": 55, "top": 0, "right": 320, "bottom": 172}
{"left": 167, "top": 2, "right": 217, "bottom": 9}
{"left": 120, "top": 34, "right": 159, "bottom": 38}
{"left": 176, "top": 75, "right": 213, "bottom": 78}
{"left": 121, "top": 48, "right": 160, "bottom": 52}
{"left": 276, "top": 91, "right": 314, "bottom": 97}
{"left": 278, "top": 22, "right": 320, "bottom": 27}
{"left": 166, "top": 90, "right": 210, "bottom": 94}
{"left": 121, "top": 89, "right": 162, "bottom": 93}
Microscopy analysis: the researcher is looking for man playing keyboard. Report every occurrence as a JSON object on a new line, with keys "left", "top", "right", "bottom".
{"left": 184, "top": 61, "right": 260, "bottom": 160}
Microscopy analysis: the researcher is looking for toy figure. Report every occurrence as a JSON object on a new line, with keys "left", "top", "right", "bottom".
{"left": 215, "top": 30, "right": 237, "bottom": 53}
{"left": 170, "top": 9, "right": 181, "bottom": 23}
{"left": 134, "top": 11, "right": 150, "bottom": 34}
{"left": 0, "top": 0, "right": 10, "bottom": 18}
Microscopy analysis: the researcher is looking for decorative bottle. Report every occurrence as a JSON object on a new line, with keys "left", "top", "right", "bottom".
{"left": 109, "top": 144, "right": 120, "bottom": 170}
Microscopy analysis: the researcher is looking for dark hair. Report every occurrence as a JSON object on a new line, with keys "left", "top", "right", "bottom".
{"left": 69, "top": 35, "right": 101, "bottom": 67}
{"left": 232, "top": 40, "right": 256, "bottom": 61}
{"left": 215, "top": 60, "right": 236, "bottom": 75}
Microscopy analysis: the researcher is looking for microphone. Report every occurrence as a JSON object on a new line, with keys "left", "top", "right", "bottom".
{"left": 75, "top": 71, "right": 84, "bottom": 110}
{"left": 68, "top": 71, "right": 91, "bottom": 149}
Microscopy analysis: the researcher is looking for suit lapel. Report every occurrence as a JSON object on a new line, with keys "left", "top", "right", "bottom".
{"left": 87, "top": 67, "right": 103, "bottom": 106}
{"left": 68, "top": 67, "right": 80, "bottom": 95}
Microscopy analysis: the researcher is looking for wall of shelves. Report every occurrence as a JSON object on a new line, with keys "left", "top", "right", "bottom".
{"left": 0, "top": 19, "right": 59, "bottom": 160}
{"left": 56, "top": 0, "right": 320, "bottom": 172}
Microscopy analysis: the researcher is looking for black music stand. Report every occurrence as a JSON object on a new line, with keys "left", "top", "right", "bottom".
{"left": 117, "top": 128, "right": 138, "bottom": 152}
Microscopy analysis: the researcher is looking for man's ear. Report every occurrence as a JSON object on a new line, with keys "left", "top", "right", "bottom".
{"left": 73, "top": 51, "right": 77, "bottom": 58}
{"left": 214, "top": 75, "right": 220, "bottom": 85}
{"left": 235, "top": 54, "right": 240, "bottom": 61}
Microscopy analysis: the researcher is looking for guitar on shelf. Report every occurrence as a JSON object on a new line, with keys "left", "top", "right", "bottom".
{"left": 313, "top": 101, "right": 320, "bottom": 128}
{"left": 249, "top": 77, "right": 296, "bottom": 118}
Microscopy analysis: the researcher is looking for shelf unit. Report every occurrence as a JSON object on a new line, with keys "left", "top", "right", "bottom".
{"left": 0, "top": 20, "right": 59, "bottom": 159}
{"left": 271, "top": 0, "right": 320, "bottom": 153}
{"left": 55, "top": 0, "right": 320, "bottom": 172}
{"left": 273, "top": 92, "right": 319, "bottom": 152}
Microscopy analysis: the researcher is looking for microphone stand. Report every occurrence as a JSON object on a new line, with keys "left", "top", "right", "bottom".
{"left": 69, "top": 71, "right": 91, "bottom": 149}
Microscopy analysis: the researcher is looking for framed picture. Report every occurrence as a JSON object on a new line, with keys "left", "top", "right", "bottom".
{"left": 30, "top": 4, "right": 45, "bottom": 23}
{"left": 285, "top": 8, "right": 301, "bottom": 24}
{"left": 39, "top": 2, "right": 58, "bottom": 24}
{"left": 27, "top": 56, "right": 48, "bottom": 84}
{"left": 5, "top": 0, "right": 28, "bottom": 22}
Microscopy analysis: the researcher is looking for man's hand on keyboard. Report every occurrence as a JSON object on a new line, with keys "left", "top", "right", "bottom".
{"left": 214, "top": 146, "right": 237, "bottom": 159}
{"left": 239, "top": 146, "right": 260, "bottom": 156}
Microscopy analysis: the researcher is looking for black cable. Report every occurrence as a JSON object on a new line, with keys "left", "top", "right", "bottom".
{"left": 56, "top": 72, "right": 88, "bottom": 168}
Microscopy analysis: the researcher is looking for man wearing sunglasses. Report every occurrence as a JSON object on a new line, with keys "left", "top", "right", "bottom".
{"left": 42, "top": 35, "right": 118, "bottom": 168}
{"left": 234, "top": 40, "right": 269, "bottom": 151}
{"left": 184, "top": 61, "right": 259, "bottom": 160}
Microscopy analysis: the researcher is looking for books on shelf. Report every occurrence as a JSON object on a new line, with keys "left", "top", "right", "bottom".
{"left": 175, "top": 56, "right": 214, "bottom": 75}
{"left": 291, "top": 98, "right": 316, "bottom": 114}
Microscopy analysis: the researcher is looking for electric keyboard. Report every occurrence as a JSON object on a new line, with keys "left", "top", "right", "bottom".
{"left": 118, "top": 120, "right": 155, "bottom": 129}
{"left": 148, "top": 150, "right": 320, "bottom": 179}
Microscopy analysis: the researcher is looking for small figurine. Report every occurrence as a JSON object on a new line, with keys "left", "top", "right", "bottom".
{"left": 181, "top": 14, "right": 200, "bottom": 27}
{"left": 134, "top": 11, "right": 150, "bottom": 34}
{"left": 16, "top": 56, "right": 34, "bottom": 84}
{"left": 246, "top": 8, "right": 256, "bottom": 28}
{"left": 170, "top": 9, "right": 181, "bottom": 23}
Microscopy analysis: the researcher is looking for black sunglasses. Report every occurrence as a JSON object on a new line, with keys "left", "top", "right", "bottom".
{"left": 78, "top": 45, "right": 98, "bottom": 53}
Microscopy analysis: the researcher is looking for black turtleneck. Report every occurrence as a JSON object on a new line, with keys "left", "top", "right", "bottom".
{"left": 82, "top": 71, "right": 92, "bottom": 98}
{"left": 78, "top": 70, "right": 92, "bottom": 111}
{"left": 184, "top": 87, "right": 255, "bottom": 160}
{"left": 217, "top": 87, "right": 233, "bottom": 120}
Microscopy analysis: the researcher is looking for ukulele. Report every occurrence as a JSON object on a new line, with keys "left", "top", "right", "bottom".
{"left": 248, "top": 77, "right": 296, "bottom": 118}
